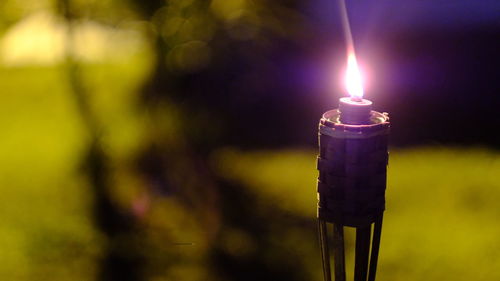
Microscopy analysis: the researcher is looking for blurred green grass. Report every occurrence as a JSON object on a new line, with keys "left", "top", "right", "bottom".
{"left": 0, "top": 65, "right": 97, "bottom": 280}
{"left": 213, "top": 147, "right": 500, "bottom": 281}
{"left": 0, "top": 52, "right": 151, "bottom": 279}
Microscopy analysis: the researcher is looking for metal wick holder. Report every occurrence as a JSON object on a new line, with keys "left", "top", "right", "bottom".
{"left": 317, "top": 100, "right": 390, "bottom": 281}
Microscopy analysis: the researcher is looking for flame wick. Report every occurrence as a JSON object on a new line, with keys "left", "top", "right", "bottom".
{"left": 339, "top": 0, "right": 364, "bottom": 99}
{"left": 345, "top": 53, "right": 364, "bottom": 99}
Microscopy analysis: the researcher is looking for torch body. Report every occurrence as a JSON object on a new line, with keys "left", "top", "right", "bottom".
{"left": 317, "top": 107, "right": 389, "bottom": 281}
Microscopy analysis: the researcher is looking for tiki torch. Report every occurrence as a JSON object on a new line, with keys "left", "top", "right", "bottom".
{"left": 316, "top": 51, "right": 390, "bottom": 281}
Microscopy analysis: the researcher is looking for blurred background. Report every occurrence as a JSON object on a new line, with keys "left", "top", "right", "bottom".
{"left": 0, "top": 0, "right": 499, "bottom": 280}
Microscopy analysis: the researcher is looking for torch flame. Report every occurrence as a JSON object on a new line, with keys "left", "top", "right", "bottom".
{"left": 345, "top": 52, "right": 364, "bottom": 99}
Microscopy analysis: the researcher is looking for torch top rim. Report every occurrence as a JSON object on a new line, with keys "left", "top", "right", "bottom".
{"left": 321, "top": 109, "right": 389, "bottom": 129}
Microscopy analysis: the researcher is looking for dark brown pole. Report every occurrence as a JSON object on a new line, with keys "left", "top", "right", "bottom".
{"left": 319, "top": 219, "right": 332, "bottom": 281}
{"left": 354, "top": 225, "right": 371, "bottom": 281}
{"left": 368, "top": 217, "right": 383, "bottom": 281}
{"left": 332, "top": 224, "right": 346, "bottom": 281}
